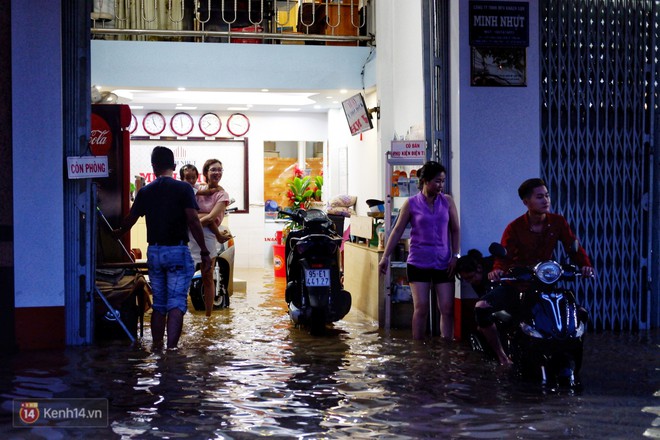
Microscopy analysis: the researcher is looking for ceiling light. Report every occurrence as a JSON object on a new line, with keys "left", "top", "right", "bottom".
{"left": 261, "top": 88, "right": 269, "bottom": 92}
{"left": 340, "top": 89, "right": 348, "bottom": 94}
{"left": 278, "top": 108, "right": 301, "bottom": 112}
{"left": 175, "top": 106, "right": 197, "bottom": 110}
{"left": 227, "top": 106, "right": 250, "bottom": 111}
{"left": 177, "top": 87, "right": 186, "bottom": 91}
{"left": 129, "top": 105, "right": 144, "bottom": 109}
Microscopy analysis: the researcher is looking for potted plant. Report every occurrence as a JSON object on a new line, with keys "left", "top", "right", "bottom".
{"left": 286, "top": 175, "right": 313, "bottom": 211}
{"left": 307, "top": 174, "right": 325, "bottom": 210}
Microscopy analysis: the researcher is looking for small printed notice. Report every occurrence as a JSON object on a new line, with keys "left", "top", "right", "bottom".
{"left": 341, "top": 93, "right": 373, "bottom": 136}
{"left": 390, "top": 141, "right": 426, "bottom": 161}
{"left": 67, "top": 156, "right": 109, "bottom": 179}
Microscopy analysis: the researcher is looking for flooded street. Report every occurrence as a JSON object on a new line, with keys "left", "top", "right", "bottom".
{"left": 1, "top": 268, "right": 658, "bottom": 439}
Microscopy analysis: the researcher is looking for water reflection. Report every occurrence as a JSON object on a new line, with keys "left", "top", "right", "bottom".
{"left": 0, "top": 269, "right": 658, "bottom": 439}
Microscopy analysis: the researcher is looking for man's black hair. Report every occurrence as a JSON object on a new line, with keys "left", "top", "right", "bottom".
{"left": 151, "top": 146, "right": 176, "bottom": 172}
{"left": 518, "top": 178, "right": 546, "bottom": 200}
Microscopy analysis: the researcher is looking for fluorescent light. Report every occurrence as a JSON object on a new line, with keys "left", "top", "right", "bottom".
{"left": 278, "top": 108, "right": 301, "bottom": 112}
{"left": 174, "top": 106, "right": 197, "bottom": 110}
{"left": 227, "top": 106, "right": 250, "bottom": 111}
{"left": 177, "top": 87, "right": 186, "bottom": 91}
{"left": 261, "top": 88, "right": 269, "bottom": 92}
{"left": 129, "top": 105, "right": 144, "bottom": 109}
{"left": 340, "top": 89, "right": 348, "bottom": 94}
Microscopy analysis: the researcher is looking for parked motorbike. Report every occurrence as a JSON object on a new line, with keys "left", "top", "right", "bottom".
{"left": 472, "top": 243, "right": 589, "bottom": 389}
{"left": 279, "top": 208, "right": 351, "bottom": 335}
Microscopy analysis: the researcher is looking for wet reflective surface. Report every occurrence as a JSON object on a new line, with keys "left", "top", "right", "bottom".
{"left": 1, "top": 268, "right": 658, "bottom": 439}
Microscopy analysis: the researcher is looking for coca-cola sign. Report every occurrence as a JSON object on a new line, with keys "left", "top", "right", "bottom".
{"left": 90, "top": 113, "right": 113, "bottom": 156}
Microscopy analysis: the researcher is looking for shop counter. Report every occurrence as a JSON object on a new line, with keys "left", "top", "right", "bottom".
{"left": 343, "top": 242, "right": 412, "bottom": 328}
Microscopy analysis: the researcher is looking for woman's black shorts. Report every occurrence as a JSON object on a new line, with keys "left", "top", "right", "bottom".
{"left": 406, "top": 264, "right": 454, "bottom": 284}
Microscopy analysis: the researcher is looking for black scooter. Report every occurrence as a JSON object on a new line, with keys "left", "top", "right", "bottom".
{"left": 279, "top": 208, "right": 351, "bottom": 335}
{"left": 473, "top": 243, "right": 589, "bottom": 389}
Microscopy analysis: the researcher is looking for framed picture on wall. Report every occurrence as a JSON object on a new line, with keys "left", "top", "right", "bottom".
{"left": 130, "top": 139, "right": 249, "bottom": 213}
{"left": 468, "top": 1, "right": 529, "bottom": 87}
{"left": 470, "top": 46, "right": 527, "bottom": 87}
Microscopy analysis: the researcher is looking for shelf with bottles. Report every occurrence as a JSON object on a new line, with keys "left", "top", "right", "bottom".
{"left": 390, "top": 166, "right": 421, "bottom": 200}
{"left": 389, "top": 261, "right": 410, "bottom": 307}
{"left": 388, "top": 164, "right": 422, "bottom": 240}
{"left": 391, "top": 274, "right": 412, "bottom": 303}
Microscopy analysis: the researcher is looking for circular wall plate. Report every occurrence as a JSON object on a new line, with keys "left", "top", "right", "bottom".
{"left": 227, "top": 113, "right": 250, "bottom": 137}
{"left": 199, "top": 112, "right": 222, "bottom": 136}
{"left": 170, "top": 112, "right": 194, "bottom": 136}
{"left": 128, "top": 113, "right": 138, "bottom": 134}
{"left": 142, "top": 111, "right": 166, "bottom": 136}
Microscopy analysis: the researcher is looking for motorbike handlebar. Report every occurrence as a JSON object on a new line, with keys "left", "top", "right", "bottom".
{"left": 277, "top": 208, "right": 304, "bottom": 225}
{"left": 497, "top": 272, "right": 586, "bottom": 283}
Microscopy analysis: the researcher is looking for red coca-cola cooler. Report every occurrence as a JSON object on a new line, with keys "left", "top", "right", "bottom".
{"left": 92, "top": 104, "right": 132, "bottom": 263}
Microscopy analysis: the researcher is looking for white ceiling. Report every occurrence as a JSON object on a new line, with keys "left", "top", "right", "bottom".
{"left": 96, "top": 86, "right": 364, "bottom": 113}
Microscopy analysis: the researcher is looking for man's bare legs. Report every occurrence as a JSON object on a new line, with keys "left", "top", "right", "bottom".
{"left": 151, "top": 311, "right": 166, "bottom": 349}
{"left": 166, "top": 308, "right": 184, "bottom": 349}
{"left": 151, "top": 308, "right": 185, "bottom": 350}
{"left": 475, "top": 300, "right": 513, "bottom": 366}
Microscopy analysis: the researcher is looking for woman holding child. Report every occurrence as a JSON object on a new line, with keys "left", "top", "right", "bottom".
{"left": 180, "top": 160, "right": 231, "bottom": 315}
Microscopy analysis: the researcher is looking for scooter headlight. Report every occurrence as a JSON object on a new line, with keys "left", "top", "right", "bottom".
{"left": 534, "top": 260, "right": 563, "bottom": 284}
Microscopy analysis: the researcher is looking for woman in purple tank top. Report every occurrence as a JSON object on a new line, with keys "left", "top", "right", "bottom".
{"left": 378, "top": 161, "right": 460, "bottom": 340}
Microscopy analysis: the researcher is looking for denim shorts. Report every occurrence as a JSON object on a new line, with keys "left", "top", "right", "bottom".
{"left": 147, "top": 245, "right": 195, "bottom": 314}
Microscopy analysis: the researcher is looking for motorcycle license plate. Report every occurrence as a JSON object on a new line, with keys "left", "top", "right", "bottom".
{"left": 305, "top": 269, "right": 330, "bottom": 287}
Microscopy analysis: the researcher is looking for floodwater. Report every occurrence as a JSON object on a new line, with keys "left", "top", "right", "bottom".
{"left": 1, "top": 268, "right": 658, "bottom": 439}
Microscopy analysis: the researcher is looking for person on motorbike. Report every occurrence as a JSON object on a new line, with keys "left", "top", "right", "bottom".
{"left": 456, "top": 249, "right": 494, "bottom": 298}
{"left": 478, "top": 178, "right": 594, "bottom": 366}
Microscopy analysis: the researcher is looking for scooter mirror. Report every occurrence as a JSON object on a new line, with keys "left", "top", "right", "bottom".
{"left": 488, "top": 242, "right": 507, "bottom": 258}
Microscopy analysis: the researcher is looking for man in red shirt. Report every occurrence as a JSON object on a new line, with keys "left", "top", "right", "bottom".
{"left": 476, "top": 178, "right": 594, "bottom": 365}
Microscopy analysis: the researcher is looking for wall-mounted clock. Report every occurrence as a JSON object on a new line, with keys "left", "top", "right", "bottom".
{"left": 128, "top": 113, "right": 138, "bottom": 134}
{"left": 227, "top": 113, "right": 250, "bottom": 137}
{"left": 199, "top": 112, "right": 222, "bottom": 136}
{"left": 143, "top": 111, "right": 166, "bottom": 136}
{"left": 170, "top": 112, "right": 194, "bottom": 136}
